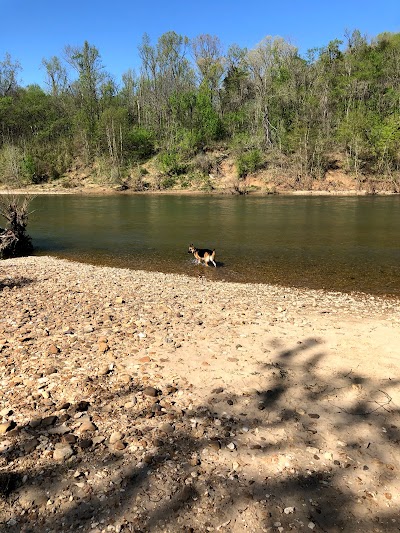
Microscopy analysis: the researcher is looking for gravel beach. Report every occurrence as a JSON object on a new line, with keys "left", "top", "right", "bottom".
{"left": 0, "top": 256, "right": 399, "bottom": 532}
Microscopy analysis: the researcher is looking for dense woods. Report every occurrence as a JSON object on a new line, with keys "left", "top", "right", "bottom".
{"left": 1, "top": 30, "right": 400, "bottom": 191}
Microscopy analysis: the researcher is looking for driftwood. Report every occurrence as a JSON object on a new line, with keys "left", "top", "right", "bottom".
{"left": 0, "top": 195, "right": 33, "bottom": 259}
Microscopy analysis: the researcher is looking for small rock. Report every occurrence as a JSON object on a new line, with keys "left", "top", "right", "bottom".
{"left": 53, "top": 445, "right": 73, "bottom": 461}
{"left": 47, "top": 423, "right": 70, "bottom": 435}
{"left": 0, "top": 420, "right": 16, "bottom": 434}
{"left": 57, "top": 402, "right": 71, "bottom": 411}
{"left": 160, "top": 423, "right": 174, "bottom": 434}
{"left": 143, "top": 386, "right": 158, "bottom": 397}
{"left": 74, "top": 401, "right": 90, "bottom": 412}
{"left": 78, "top": 421, "right": 97, "bottom": 433}
{"left": 98, "top": 342, "right": 109, "bottom": 353}
{"left": 49, "top": 344, "right": 60, "bottom": 354}
{"left": 62, "top": 434, "right": 77, "bottom": 444}
{"left": 284, "top": 506, "right": 295, "bottom": 514}
{"left": 79, "top": 438, "right": 93, "bottom": 450}
{"left": 19, "top": 487, "right": 47, "bottom": 509}
{"left": 29, "top": 418, "right": 42, "bottom": 428}
{"left": 115, "top": 296, "right": 125, "bottom": 304}
{"left": 227, "top": 442, "right": 236, "bottom": 451}
{"left": 110, "top": 431, "right": 124, "bottom": 444}
{"left": 41, "top": 415, "right": 58, "bottom": 427}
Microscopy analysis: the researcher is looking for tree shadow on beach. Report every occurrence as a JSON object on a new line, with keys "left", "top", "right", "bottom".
{"left": 0, "top": 336, "right": 399, "bottom": 532}
{"left": 0, "top": 277, "right": 35, "bottom": 291}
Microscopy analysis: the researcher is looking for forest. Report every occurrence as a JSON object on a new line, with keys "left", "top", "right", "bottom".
{"left": 0, "top": 29, "right": 400, "bottom": 192}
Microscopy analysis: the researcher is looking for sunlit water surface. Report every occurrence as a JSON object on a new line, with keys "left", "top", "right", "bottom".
{"left": 24, "top": 194, "right": 400, "bottom": 296}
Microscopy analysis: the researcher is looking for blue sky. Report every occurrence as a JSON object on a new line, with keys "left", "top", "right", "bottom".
{"left": 1, "top": 0, "right": 399, "bottom": 88}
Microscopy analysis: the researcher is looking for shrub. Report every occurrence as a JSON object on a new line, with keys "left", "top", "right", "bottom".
{"left": 236, "top": 149, "right": 263, "bottom": 178}
{"left": 158, "top": 151, "right": 187, "bottom": 176}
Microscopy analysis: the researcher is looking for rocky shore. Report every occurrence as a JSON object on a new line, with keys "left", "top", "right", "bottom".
{"left": 0, "top": 256, "right": 399, "bottom": 532}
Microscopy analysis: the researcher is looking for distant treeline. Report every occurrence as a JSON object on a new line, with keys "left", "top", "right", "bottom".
{"left": 0, "top": 30, "right": 399, "bottom": 188}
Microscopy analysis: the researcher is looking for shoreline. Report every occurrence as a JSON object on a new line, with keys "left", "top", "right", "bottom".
{"left": 0, "top": 255, "right": 399, "bottom": 531}
{"left": 1, "top": 185, "right": 400, "bottom": 196}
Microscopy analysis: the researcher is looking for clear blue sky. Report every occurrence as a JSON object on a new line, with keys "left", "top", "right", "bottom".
{"left": 1, "top": 0, "right": 399, "bottom": 88}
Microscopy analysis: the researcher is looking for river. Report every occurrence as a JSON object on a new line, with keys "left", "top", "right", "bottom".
{"left": 26, "top": 194, "right": 400, "bottom": 296}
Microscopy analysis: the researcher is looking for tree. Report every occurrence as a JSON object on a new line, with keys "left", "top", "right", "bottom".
{"left": 246, "top": 37, "right": 298, "bottom": 147}
{"left": 0, "top": 53, "right": 21, "bottom": 97}
{"left": 0, "top": 194, "right": 33, "bottom": 258}
{"left": 65, "top": 41, "right": 106, "bottom": 151}
{"left": 42, "top": 56, "right": 69, "bottom": 97}
{"left": 192, "top": 34, "right": 224, "bottom": 101}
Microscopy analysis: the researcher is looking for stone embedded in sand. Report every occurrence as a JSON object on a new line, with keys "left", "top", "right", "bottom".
{"left": 53, "top": 445, "right": 73, "bottom": 461}
{"left": 48, "top": 344, "right": 60, "bottom": 354}
{"left": 98, "top": 341, "right": 109, "bottom": 353}
{"left": 78, "top": 421, "right": 97, "bottom": 433}
{"left": 109, "top": 431, "right": 124, "bottom": 444}
{"left": 143, "top": 386, "right": 158, "bottom": 397}
{"left": 79, "top": 438, "right": 93, "bottom": 450}
{"left": 74, "top": 401, "right": 90, "bottom": 412}
{"left": 21, "top": 438, "right": 39, "bottom": 453}
{"left": 0, "top": 420, "right": 16, "bottom": 434}
{"left": 41, "top": 415, "right": 58, "bottom": 427}
{"left": 160, "top": 423, "right": 174, "bottom": 434}
{"left": 62, "top": 434, "right": 77, "bottom": 444}
{"left": 19, "top": 487, "right": 47, "bottom": 509}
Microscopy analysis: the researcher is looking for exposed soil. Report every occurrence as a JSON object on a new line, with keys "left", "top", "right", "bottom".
{"left": 0, "top": 256, "right": 399, "bottom": 532}
{"left": 1, "top": 153, "right": 399, "bottom": 196}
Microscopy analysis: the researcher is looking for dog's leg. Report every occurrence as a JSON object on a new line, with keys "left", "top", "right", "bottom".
{"left": 211, "top": 259, "right": 216, "bottom": 267}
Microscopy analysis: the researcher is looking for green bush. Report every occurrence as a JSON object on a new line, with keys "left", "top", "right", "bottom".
{"left": 125, "top": 127, "right": 155, "bottom": 161}
{"left": 160, "top": 176, "right": 177, "bottom": 189}
{"left": 236, "top": 149, "right": 263, "bottom": 178}
{"left": 158, "top": 151, "right": 187, "bottom": 176}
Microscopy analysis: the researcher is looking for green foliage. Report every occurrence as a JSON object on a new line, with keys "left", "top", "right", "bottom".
{"left": 21, "top": 154, "right": 37, "bottom": 182}
{"left": 194, "top": 84, "right": 224, "bottom": 143}
{"left": 160, "top": 175, "right": 177, "bottom": 189}
{"left": 2, "top": 30, "right": 400, "bottom": 187}
{"left": 236, "top": 149, "right": 263, "bottom": 178}
{"left": 158, "top": 151, "right": 187, "bottom": 176}
{"left": 125, "top": 127, "right": 155, "bottom": 161}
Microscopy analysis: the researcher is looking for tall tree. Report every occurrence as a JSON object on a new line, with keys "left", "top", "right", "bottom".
{"left": 42, "top": 56, "right": 69, "bottom": 97}
{"left": 0, "top": 53, "right": 21, "bottom": 96}
{"left": 65, "top": 41, "right": 105, "bottom": 151}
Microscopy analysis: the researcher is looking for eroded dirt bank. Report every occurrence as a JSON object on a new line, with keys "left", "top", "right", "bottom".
{"left": 0, "top": 257, "right": 399, "bottom": 532}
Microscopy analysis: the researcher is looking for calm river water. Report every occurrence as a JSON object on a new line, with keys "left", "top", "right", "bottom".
{"left": 27, "top": 194, "right": 400, "bottom": 296}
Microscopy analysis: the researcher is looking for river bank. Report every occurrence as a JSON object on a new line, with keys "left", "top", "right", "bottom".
{"left": 1, "top": 184, "right": 399, "bottom": 196}
{"left": 0, "top": 256, "right": 399, "bottom": 532}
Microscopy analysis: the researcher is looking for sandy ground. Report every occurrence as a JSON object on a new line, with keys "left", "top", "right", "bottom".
{"left": 0, "top": 256, "right": 399, "bottom": 532}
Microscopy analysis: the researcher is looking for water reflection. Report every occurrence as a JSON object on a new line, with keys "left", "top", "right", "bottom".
{"left": 26, "top": 194, "right": 400, "bottom": 296}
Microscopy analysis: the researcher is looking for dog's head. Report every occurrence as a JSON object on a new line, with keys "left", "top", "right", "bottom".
{"left": 188, "top": 244, "right": 196, "bottom": 255}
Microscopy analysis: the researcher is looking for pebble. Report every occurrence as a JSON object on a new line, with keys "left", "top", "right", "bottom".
{"left": 78, "top": 421, "right": 97, "bottom": 433}
{"left": 0, "top": 420, "right": 16, "bottom": 434}
{"left": 53, "top": 445, "right": 73, "bottom": 461}
{"left": 143, "top": 386, "right": 158, "bottom": 397}
{"left": 110, "top": 431, "right": 124, "bottom": 444}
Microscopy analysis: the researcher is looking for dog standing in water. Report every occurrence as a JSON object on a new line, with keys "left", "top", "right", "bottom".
{"left": 188, "top": 244, "right": 217, "bottom": 267}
